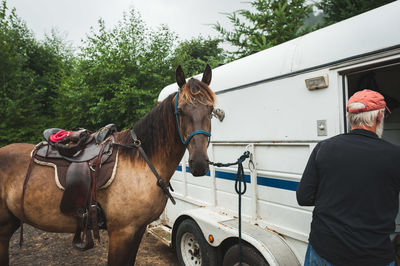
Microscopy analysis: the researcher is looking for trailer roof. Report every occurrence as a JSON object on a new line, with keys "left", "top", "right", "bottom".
{"left": 159, "top": 1, "right": 400, "bottom": 100}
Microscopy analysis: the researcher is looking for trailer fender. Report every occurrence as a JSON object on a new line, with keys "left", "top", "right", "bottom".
{"left": 172, "top": 207, "right": 300, "bottom": 266}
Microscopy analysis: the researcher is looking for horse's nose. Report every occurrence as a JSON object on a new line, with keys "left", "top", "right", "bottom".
{"left": 189, "top": 159, "right": 209, "bottom": 177}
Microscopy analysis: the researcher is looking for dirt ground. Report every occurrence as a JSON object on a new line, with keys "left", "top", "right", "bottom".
{"left": 9, "top": 225, "right": 178, "bottom": 265}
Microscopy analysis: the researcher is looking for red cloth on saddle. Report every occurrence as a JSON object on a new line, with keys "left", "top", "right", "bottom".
{"left": 50, "top": 130, "right": 73, "bottom": 143}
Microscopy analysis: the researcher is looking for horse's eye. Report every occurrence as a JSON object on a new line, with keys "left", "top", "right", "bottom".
{"left": 176, "top": 108, "right": 183, "bottom": 115}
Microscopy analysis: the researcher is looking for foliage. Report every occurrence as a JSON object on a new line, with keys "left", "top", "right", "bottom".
{"left": 215, "top": 0, "right": 313, "bottom": 58}
{"left": 316, "top": 0, "right": 396, "bottom": 26}
{"left": 0, "top": 0, "right": 229, "bottom": 147}
{"left": 57, "top": 10, "right": 178, "bottom": 131}
{"left": 170, "top": 37, "right": 226, "bottom": 78}
{"left": 0, "top": 1, "right": 74, "bottom": 146}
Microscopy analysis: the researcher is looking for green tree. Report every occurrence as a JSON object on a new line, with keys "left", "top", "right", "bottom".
{"left": 0, "top": 2, "right": 229, "bottom": 146}
{"left": 171, "top": 37, "right": 226, "bottom": 78}
{"left": 316, "top": 0, "right": 396, "bottom": 26}
{"left": 0, "top": 0, "right": 74, "bottom": 146}
{"left": 215, "top": 0, "right": 312, "bottom": 58}
{"left": 58, "top": 9, "right": 177, "bottom": 131}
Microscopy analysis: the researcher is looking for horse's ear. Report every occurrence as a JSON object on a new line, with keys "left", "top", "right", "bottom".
{"left": 201, "top": 64, "right": 212, "bottom": 85}
{"left": 176, "top": 65, "right": 186, "bottom": 89}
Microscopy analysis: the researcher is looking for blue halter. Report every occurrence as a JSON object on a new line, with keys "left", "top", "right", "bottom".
{"left": 175, "top": 91, "right": 211, "bottom": 146}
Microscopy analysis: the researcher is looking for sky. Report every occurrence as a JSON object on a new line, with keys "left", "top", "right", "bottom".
{"left": 6, "top": 0, "right": 248, "bottom": 47}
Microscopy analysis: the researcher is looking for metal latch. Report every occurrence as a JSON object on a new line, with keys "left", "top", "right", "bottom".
{"left": 212, "top": 108, "right": 225, "bottom": 122}
{"left": 317, "top": 120, "right": 327, "bottom": 136}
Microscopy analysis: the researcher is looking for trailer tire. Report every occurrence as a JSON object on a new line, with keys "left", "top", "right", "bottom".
{"left": 223, "top": 243, "right": 269, "bottom": 266}
{"left": 176, "top": 219, "right": 217, "bottom": 266}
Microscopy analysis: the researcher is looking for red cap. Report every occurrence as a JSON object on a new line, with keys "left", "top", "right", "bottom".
{"left": 347, "top": 89, "right": 390, "bottom": 114}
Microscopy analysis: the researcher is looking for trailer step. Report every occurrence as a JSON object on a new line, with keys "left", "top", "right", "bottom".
{"left": 147, "top": 225, "right": 172, "bottom": 247}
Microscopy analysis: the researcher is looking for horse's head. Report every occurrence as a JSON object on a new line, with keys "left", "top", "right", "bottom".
{"left": 175, "top": 65, "right": 215, "bottom": 176}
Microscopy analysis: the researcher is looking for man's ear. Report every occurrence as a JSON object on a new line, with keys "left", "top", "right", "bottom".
{"left": 377, "top": 110, "right": 383, "bottom": 123}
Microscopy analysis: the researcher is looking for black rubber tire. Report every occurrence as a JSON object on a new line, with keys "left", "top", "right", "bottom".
{"left": 222, "top": 243, "right": 269, "bottom": 266}
{"left": 175, "top": 219, "right": 217, "bottom": 266}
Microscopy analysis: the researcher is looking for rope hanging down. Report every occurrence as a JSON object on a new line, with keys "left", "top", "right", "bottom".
{"left": 209, "top": 151, "right": 251, "bottom": 266}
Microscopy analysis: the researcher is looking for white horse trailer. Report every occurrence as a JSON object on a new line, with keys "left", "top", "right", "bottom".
{"left": 151, "top": 1, "right": 400, "bottom": 265}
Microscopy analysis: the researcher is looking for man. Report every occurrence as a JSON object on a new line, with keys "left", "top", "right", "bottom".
{"left": 297, "top": 89, "right": 400, "bottom": 266}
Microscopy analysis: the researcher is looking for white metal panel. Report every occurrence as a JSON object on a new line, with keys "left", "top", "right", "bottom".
{"left": 215, "top": 187, "right": 253, "bottom": 217}
{"left": 257, "top": 183, "right": 299, "bottom": 209}
{"left": 171, "top": 169, "right": 184, "bottom": 181}
{"left": 186, "top": 183, "right": 213, "bottom": 205}
{"left": 254, "top": 145, "right": 310, "bottom": 174}
{"left": 212, "top": 71, "right": 340, "bottom": 142}
{"left": 169, "top": 179, "right": 184, "bottom": 197}
{"left": 185, "top": 173, "right": 212, "bottom": 187}
{"left": 257, "top": 200, "right": 311, "bottom": 241}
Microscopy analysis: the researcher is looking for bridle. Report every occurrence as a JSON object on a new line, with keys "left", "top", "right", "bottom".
{"left": 110, "top": 91, "right": 211, "bottom": 205}
{"left": 174, "top": 91, "right": 211, "bottom": 146}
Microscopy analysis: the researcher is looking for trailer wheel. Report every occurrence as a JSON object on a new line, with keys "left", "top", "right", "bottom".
{"left": 223, "top": 243, "right": 269, "bottom": 266}
{"left": 176, "top": 219, "right": 217, "bottom": 266}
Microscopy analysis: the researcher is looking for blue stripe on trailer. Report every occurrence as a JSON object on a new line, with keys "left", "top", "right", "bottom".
{"left": 257, "top": 176, "right": 299, "bottom": 191}
{"left": 215, "top": 170, "right": 251, "bottom": 183}
{"left": 175, "top": 166, "right": 299, "bottom": 190}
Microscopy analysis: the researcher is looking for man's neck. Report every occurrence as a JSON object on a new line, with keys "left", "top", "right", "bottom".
{"left": 351, "top": 125, "right": 377, "bottom": 133}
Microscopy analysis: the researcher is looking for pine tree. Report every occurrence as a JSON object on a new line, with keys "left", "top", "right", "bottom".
{"left": 215, "top": 0, "right": 312, "bottom": 58}
{"left": 317, "top": 0, "right": 396, "bottom": 26}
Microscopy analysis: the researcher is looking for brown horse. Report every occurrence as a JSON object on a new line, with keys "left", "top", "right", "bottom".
{"left": 0, "top": 65, "right": 215, "bottom": 265}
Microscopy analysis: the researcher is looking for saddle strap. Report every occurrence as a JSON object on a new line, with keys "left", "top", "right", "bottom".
{"left": 73, "top": 215, "right": 94, "bottom": 251}
{"left": 111, "top": 130, "right": 176, "bottom": 204}
{"left": 19, "top": 142, "right": 42, "bottom": 247}
{"left": 88, "top": 140, "right": 109, "bottom": 241}
{"left": 130, "top": 130, "right": 176, "bottom": 205}
{"left": 73, "top": 138, "right": 111, "bottom": 250}
{"left": 71, "top": 140, "right": 109, "bottom": 250}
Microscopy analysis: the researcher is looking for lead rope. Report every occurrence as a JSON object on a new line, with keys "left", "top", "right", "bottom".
{"left": 209, "top": 151, "right": 250, "bottom": 266}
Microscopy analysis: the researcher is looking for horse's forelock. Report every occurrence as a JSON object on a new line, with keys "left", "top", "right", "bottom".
{"left": 180, "top": 78, "right": 215, "bottom": 106}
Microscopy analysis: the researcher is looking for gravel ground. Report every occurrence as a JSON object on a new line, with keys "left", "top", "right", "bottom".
{"left": 9, "top": 225, "right": 178, "bottom": 265}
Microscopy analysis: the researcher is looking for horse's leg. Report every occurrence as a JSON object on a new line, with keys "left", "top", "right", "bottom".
{"left": 0, "top": 209, "right": 20, "bottom": 265}
{"left": 107, "top": 225, "right": 147, "bottom": 266}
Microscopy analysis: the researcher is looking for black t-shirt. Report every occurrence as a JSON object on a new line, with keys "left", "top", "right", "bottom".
{"left": 297, "top": 129, "right": 400, "bottom": 266}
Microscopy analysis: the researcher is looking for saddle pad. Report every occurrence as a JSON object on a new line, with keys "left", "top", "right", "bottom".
{"left": 33, "top": 150, "right": 118, "bottom": 190}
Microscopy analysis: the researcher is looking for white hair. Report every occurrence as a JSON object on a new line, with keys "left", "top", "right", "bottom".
{"left": 376, "top": 116, "right": 384, "bottom": 138}
{"left": 347, "top": 102, "right": 384, "bottom": 127}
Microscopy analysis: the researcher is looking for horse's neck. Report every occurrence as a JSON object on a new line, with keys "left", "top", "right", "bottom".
{"left": 151, "top": 138, "right": 186, "bottom": 180}
{"left": 129, "top": 99, "right": 186, "bottom": 181}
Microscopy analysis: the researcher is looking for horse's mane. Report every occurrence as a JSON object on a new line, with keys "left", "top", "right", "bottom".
{"left": 116, "top": 78, "right": 215, "bottom": 160}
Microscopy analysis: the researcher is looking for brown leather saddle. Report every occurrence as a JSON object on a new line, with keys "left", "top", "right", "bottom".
{"left": 28, "top": 124, "right": 117, "bottom": 251}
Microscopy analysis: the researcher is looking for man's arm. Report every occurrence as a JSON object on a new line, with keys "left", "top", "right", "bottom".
{"left": 296, "top": 143, "right": 321, "bottom": 206}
